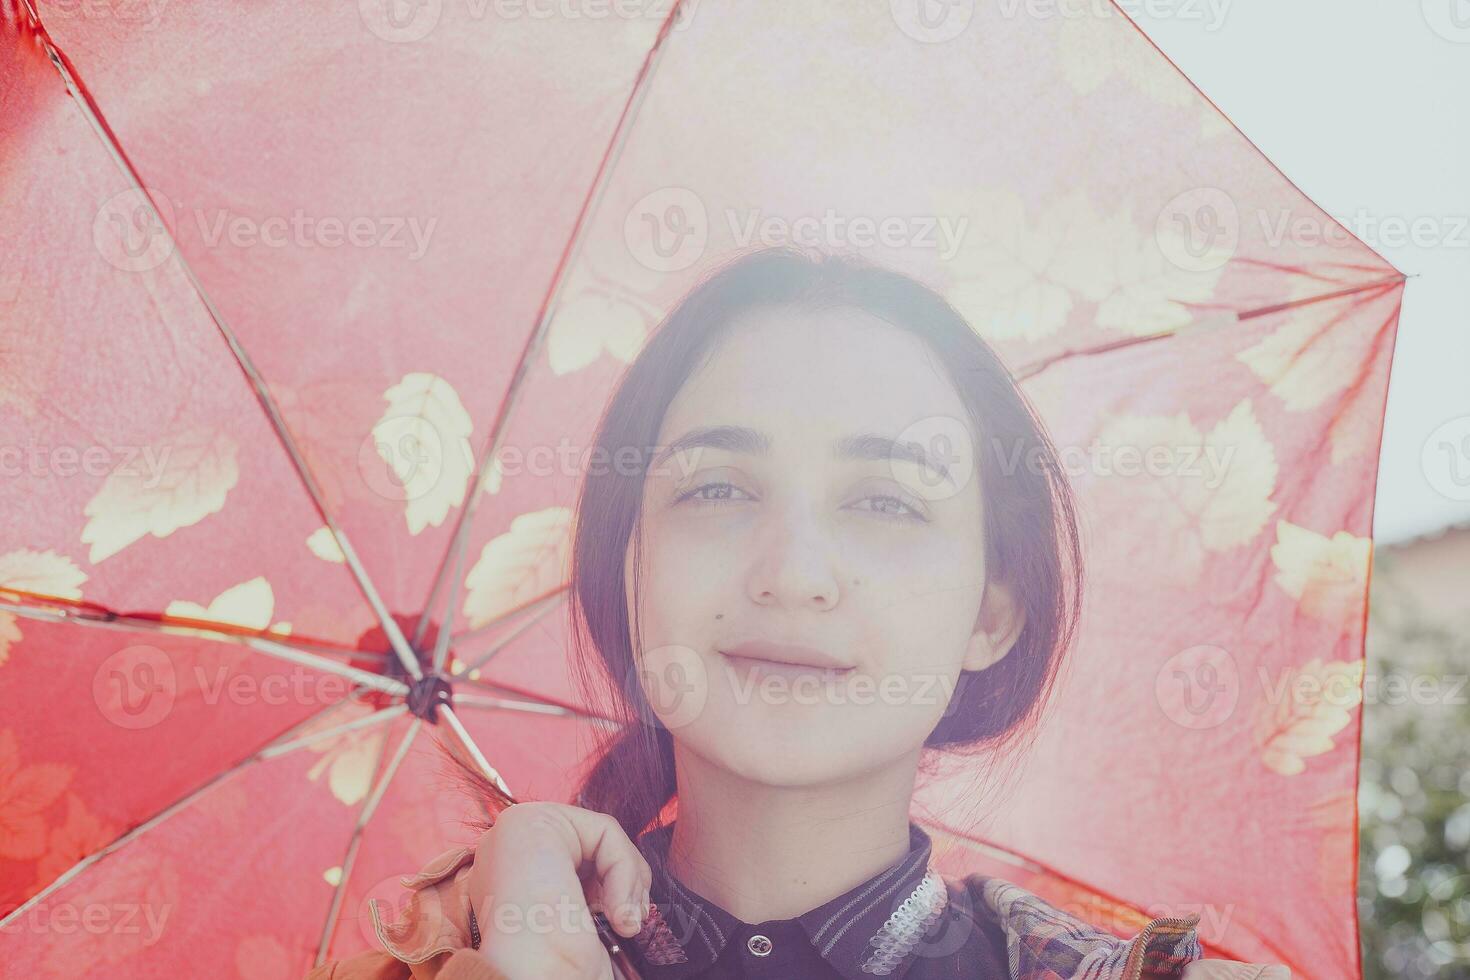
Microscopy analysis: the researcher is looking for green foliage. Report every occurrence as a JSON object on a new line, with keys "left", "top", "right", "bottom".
{"left": 1358, "top": 562, "right": 1470, "bottom": 978}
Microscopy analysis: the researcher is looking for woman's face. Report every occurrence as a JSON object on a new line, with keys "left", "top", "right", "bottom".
{"left": 625, "top": 303, "right": 1021, "bottom": 787}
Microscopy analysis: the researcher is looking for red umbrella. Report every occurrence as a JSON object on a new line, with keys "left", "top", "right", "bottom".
{"left": 0, "top": 1, "right": 1403, "bottom": 977}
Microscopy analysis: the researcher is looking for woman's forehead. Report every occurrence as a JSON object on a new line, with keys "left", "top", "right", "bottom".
{"left": 663, "top": 306, "right": 970, "bottom": 445}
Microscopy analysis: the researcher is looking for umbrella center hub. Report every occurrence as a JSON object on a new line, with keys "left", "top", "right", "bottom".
{"left": 405, "top": 672, "right": 453, "bottom": 723}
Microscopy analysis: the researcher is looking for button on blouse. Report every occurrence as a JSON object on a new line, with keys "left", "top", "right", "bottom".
{"left": 624, "top": 820, "right": 1010, "bottom": 979}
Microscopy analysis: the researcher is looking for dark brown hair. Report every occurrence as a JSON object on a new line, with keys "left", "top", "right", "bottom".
{"left": 443, "top": 246, "right": 1082, "bottom": 841}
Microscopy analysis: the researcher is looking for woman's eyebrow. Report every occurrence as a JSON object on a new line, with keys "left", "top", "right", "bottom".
{"left": 658, "top": 425, "right": 769, "bottom": 463}
{"left": 839, "top": 431, "right": 956, "bottom": 487}
{"left": 653, "top": 425, "right": 954, "bottom": 487}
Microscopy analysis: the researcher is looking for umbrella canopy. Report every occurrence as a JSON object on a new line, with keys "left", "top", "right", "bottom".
{"left": 1, "top": 1, "right": 1403, "bottom": 977}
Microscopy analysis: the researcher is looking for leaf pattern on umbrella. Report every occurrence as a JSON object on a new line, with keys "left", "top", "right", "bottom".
{"left": 79, "top": 428, "right": 240, "bottom": 564}
{"left": 0, "top": 730, "right": 75, "bottom": 862}
{"left": 164, "top": 576, "right": 291, "bottom": 638}
{"left": 547, "top": 288, "right": 652, "bottom": 376}
{"left": 1269, "top": 522, "right": 1372, "bottom": 626}
{"left": 461, "top": 507, "right": 573, "bottom": 630}
{"left": 1253, "top": 658, "right": 1363, "bottom": 776}
{"left": 304, "top": 712, "right": 391, "bottom": 808}
{"left": 1095, "top": 399, "right": 1280, "bottom": 578}
{"left": 945, "top": 189, "right": 1228, "bottom": 344}
{"left": 370, "top": 373, "right": 476, "bottom": 536}
{"left": 305, "top": 527, "right": 347, "bottom": 564}
{"left": 1238, "top": 280, "right": 1384, "bottom": 412}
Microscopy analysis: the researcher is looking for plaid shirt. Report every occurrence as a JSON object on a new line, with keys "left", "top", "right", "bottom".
{"left": 970, "top": 875, "right": 1204, "bottom": 980}
{"left": 625, "top": 819, "right": 1204, "bottom": 980}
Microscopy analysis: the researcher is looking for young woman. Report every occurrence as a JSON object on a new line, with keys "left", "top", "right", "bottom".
{"left": 307, "top": 248, "right": 1289, "bottom": 979}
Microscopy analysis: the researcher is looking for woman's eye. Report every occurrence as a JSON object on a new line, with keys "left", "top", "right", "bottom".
{"left": 673, "top": 484, "right": 926, "bottom": 523}
{"left": 674, "top": 481, "right": 752, "bottom": 505}
{"left": 851, "top": 493, "right": 927, "bottom": 522}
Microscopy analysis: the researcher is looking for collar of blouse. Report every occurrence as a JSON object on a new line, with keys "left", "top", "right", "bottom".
{"left": 627, "top": 819, "right": 954, "bottom": 979}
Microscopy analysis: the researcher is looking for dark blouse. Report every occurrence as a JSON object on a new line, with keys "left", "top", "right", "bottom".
{"left": 624, "top": 820, "right": 1011, "bottom": 979}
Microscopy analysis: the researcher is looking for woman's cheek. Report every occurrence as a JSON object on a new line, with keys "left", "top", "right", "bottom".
{"left": 867, "top": 558, "right": 985, "bottom": 677}
{"left": 639, "top": 528, "right": 737, "bottom": 635}
{"left": 870, "top": 543, "right": 982, "bottom": 610}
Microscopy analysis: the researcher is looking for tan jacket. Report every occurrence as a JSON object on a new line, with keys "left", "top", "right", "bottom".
{"left": 304, "top": 843, "right": 1291, "bottom": 980}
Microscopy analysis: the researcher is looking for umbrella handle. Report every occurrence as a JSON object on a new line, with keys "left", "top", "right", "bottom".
{"left": 593, "top": 911, "right": 645, "bottom": 980}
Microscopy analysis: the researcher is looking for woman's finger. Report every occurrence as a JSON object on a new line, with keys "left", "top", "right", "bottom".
{"left": 551, "top": 807, "right": 651, "bottom": 938}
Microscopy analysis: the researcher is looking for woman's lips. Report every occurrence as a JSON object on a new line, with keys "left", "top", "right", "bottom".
{"left": 718, "top": 640, "right": 853, "bottom": 671}
{"left": 719, "top": 652, "right": 854, "bottom": 681}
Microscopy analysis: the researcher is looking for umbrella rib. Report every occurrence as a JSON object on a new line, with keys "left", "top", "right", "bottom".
{"left": 428, "top": 511, "right": 472, "bottom": 673}
{"left": 0, "top": 596, "right": 407, "bottom": 696}
{"left": 315, "top": 718, "right": 422, "bottom": 966}
{"left": 259, "top": 704, "right": 409, "bottom": 759}
{"left": 411, "top": 0, "right": 691, "bottom": 652}
{"left": 452, "top": 692, "right": 610, "bottom": 724}
{"left": 1012, "top": 273, "right": 1406, "bottom": 382}
{"left": 18, "top": 6, "right": 422, "bottom": 682}
{"left": 247, "top": 636, "right": 409, "bottom": 696}
{"left": 451, "top": 692, "right": 571, "bottom": 715}
{"left": 0, "top": 594, "right": 387, "bottom": 662}
{"left": 196, "top": 306, "right": 423, "bottom": 680}
{"left": 452, "top": 675, "right": 614, "bottom": 725}
{"left": 447, "top": 585, "right": 568, "bottom": 647}
{"left": 1235, "top": 273, "right": 1406, "bottom": 321}
{"left": 438, "top": 704, "right": 513, "bottom": 799}
{"left": 0, "top": 598, "right": 405, "bottom": 705}
{"left": 451, "top": 590, "right": 568, "bottom": 678}
{"left": 454, "top": 695, "right": 623, "bottom": 738}
{"left": 0, "top": 695, "right": 357, "bottom": 932}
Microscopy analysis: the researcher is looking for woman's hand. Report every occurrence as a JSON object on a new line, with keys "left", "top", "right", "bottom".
{"left": 464, "top": 802, "right": 653, "bottom": 980}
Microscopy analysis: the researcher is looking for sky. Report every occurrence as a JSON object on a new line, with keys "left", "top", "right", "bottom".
{"left": 1120, "top": 0, "right": 1470, "bottom": 544}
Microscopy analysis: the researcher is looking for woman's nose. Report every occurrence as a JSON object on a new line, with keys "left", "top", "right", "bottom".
{"left": 745, "top": 503, "right": 841, "bottom": 610}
